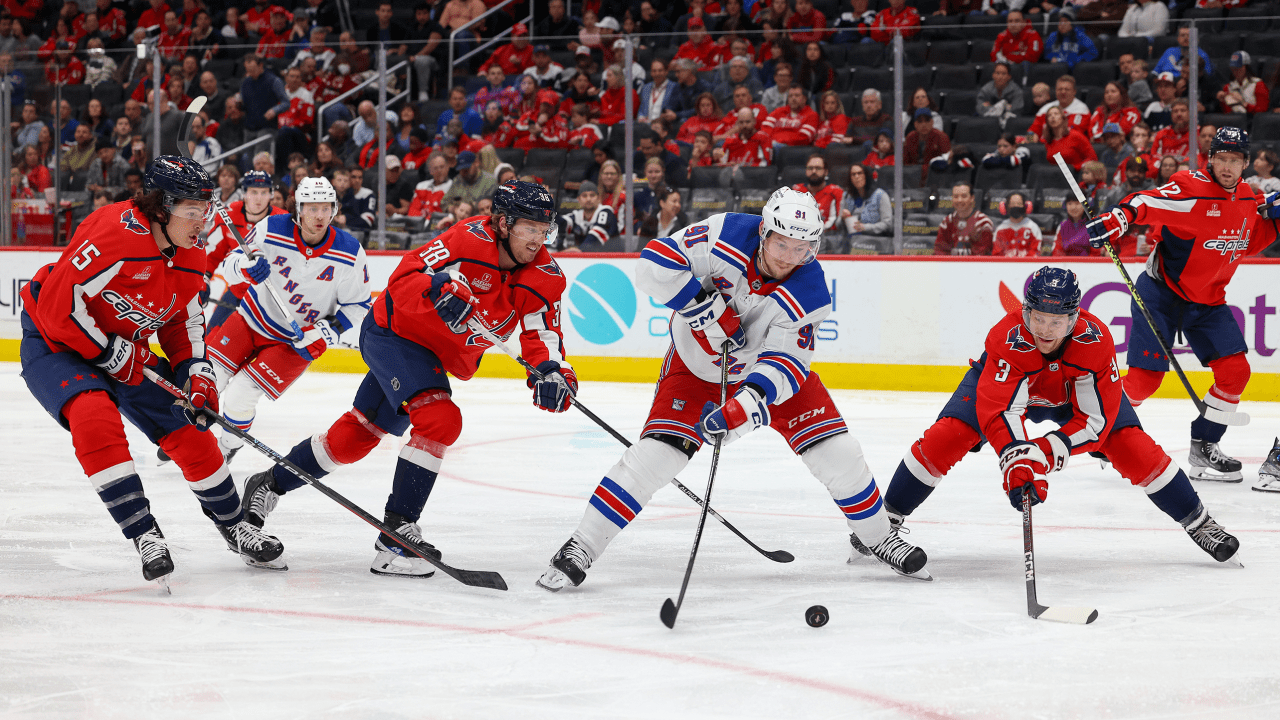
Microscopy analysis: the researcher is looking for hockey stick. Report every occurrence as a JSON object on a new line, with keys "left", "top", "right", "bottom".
{"left": 142, "top": 368, "right": 508, "bottom": 591}
{"left": 660, "top": 342, "right": 731, "bottom": 629}
{"left": 465, "top": 318, "right": 794, "bottom": 564}
{"left": 1052, "top": 153, "right": 1249, "bottom": 427}
{"left": 179, "top": 96, "right": 304, "bottom": 342}
{"left": 1022, "top": 488, "right": 1098, "bottom": 624}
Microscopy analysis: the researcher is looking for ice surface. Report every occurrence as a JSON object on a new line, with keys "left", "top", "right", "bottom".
{"left": 2, "top": 362, "right": 1279, "bottom": 719}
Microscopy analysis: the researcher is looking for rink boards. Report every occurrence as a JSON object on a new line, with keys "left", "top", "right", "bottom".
{"left": 2, "top": 250, "right": 1277, "bottom": 401}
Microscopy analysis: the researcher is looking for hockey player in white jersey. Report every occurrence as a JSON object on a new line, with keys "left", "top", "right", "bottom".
{"left": 537, "top": 187, "right": 928, "bottom": 592}
{"left": 207, "top": 176, "right": 371, "bottom": 463}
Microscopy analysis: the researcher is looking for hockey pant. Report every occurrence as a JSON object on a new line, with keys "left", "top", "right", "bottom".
{"left": 1124, "top": 353, "right": 1250, "bottom": 444}
{"left": 569, "top": 433, "right": 892, "bottom": 564}
{"left": 207, "top": 313, "right": 312, "bottom": 452}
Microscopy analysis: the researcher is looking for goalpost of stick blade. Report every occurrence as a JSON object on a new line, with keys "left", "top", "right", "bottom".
{"left": 1051, "top": 153, "right": 1249, "bottom": 428}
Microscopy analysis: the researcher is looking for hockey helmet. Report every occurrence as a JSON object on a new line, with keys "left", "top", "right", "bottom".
{"left": 144, "top": 155, "right": 214, "bottom": 213}
{"left": 294, "top": 176, "right": 339, "bottom": 220}
{"left": 493, "top": 180, "right": 556, "bottom": 225}
{"left": 240, "top": 170, "right": 273, "bottom": 190}
{"left": 1023, "top": 266, "right": 1081, "bottom": 340}
{"left": 760, "top": 186, "right": 823, "bottom": 265}
{"left": 1209, "top": 126, "right": 1249, "bottom": 158}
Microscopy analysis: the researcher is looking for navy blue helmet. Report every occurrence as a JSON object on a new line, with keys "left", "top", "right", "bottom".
{"left": 493, "top": 180, "right": 556, "bottom": 225}
{"left": 1025, "top": 266, "right": 1081, "bottom": 316}
{"left": 144, "top": 155, "right": 214, "bottom": 206}
{"left": 240, "top": 170, "right": 272, "bottom": 190}
{"left": 1210, "top": 126, "right": 1249, "bottom": 158}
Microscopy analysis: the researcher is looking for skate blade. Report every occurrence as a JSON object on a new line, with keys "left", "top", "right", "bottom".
{"left": 535, "top": 567, "right": 570, "bottom": 592}
{"left": 1188, "top": 469, "right": 1244, "bottom": 483}
{"left": 1251, "top": 476, "right": 1280, "bottom": 493}
{"left": 369, "top": 566, "right": 435, "bottom": 578}
{"left": 892, "top": 566, "right": 934, "bottom": 582}
{"left": 1223, "top": 551, "right": 1244, "bottom": 568}
{"left": 535, "top": 577, "right": 565, "bottom": 593}
{"left": 155, "top": 576, "right": 172, "bottom": 594}
{"left": 370, "top": 552, "right": 435, "bottom": 578}
{"left": 242, "top": 555, "right": 288, "bottom": 571}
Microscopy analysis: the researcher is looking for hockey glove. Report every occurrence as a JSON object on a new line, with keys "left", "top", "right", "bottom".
{"left": 292, "top": 319, "right": 339, "bottom": 361}
{"left": 95, "top": 335, "right": 159, "bottom": 386}
{"left": 1085, "top": 206, "right": 1129, "bottom": 249}
{"left": 679, "top": 290, "right": 746, "bottom": 353}
{"left": 698, "top": 385, "right": 769, "bottom": 446}
{"left": 999, "top": 441, "right": 1050, "bottom": 510}
{"left": 529, "top": 360, "right": 578, "bottom": 413}
{"left": 238, "top": 254, "right": 272, "bottom": 284}
{"left": 427, "top": 270, "right": 478, "bottom": 333}
{"left": 176, "top": 359, "right": 219, "bottom": 430}
{"left": 1260, "top": 192, "right": 1280, "bottom": 220}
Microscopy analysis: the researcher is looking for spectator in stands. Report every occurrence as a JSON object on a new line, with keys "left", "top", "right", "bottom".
{"left": 341, "top": 167, "right": 378, "bottom": 229}
{"left": 158, "top": 10, "right": 191, "bottom": 62}
{"left": 597, "top": 159, "right": 626, "bottom": 218}
{"left": 1090, "top": 82, "right": 1141, "bottom": 140}
{"left": 1219, "top": 51, "right": 1268, "bottom": 116}
{"left": 82, "top": 40, "right": 114, "bottom": 87}
{"left": 991, "top": 191, "right": 1042, "bottom": 256}
{"left": 407, "top": 5, "right": 445, "bottom": 101}
{"left": 636, "top": 1, "right": 673, "bottom": 49}
{"left": 1143, "top": 71, "right": 1176, "bottom": 129}
{"left": 639, "top": 186, "right": 686, "bottom": 239}
{"left": 763, "top": 86, "right": 818, "bottom": 148}
{"left": 1247, "top": 149, "right": 1280, "bottom": 194}
{"left": 981, "top": 132, "right": 1030, "bottom": 170}
{"left": 1119, "top": 0, "right": 1168, "bottom": 38}
{"left": 904, "top": 107, "right": 950, "bottom": 169}
{"left": 599, "top": 64, "right": 638, "bottom": 126}
{"left": 436, "top": 87, "right": 482, "bottom": 138}
{"left": 0, "top": 53, "right": 23, "bottom": 108}
{"left": 18, "top": 144, "right": 49, "bottom": 192}
{"left": 871, "top": 0, "right": 921, "bottom": 44}
{"left": 903, "top": 87, "right": 943, "bottom": 132}
{"left": 1052, "top": 197, "right": 1091, "bottom": 256}
{"left": 787, "top": 0, "right": 828, "bottom": 44}
{"left": 1154, "top": 153, "right": 1178, "bottom": 185}
{"left": 992, "top": 11, "right": 1042, "bottom": 65}
{"left": 713, "top": 56, "right": 762, "bottom": 110}
{"left": 676, "top": 0, "right": 716, "bottom": 40}
{"left": 674, "top": 17, "right": 727, "bottom": 72}
{"left": 257, "top": 9, "right": 293, "bottom": 60}
{"left": 935, "top": 182, "right": 992, "bottom": 255}
{"left": 531, "top": 0, "right": 577, "bottom": 53}
{"left": 1098, "top": 122, "right": 1133, "bottom": 176}
{"left": 671, "top": 58, "right": 712, "bottom": 121}
{"left": 639, "top": 58, "right": 678, "bottom": 124}
{"left": 407, "top": 151, "right": 453, "bottom": 217}
{"left": 1045, "top": 13, "right": 1097, "bottom": 69}
{"left": 481, "top": 22, "right": 532, "bottom": 77}
{"left": 1079, "top": 160, "right": 1110, "bottom": 208}
{"left": 796, "top": 41, "right": 833, "bottom": 96}
{"left": 636, "top": 130, "right": 684, "bottom": 185}
{"left": 38, "top": 18, "right": 73, "bottom": 63}
{"left": 1154, "top": 24, "right": 1212, "bottom": 77}
{"left": 60, "top": 123, "right": 96, "bottom": 180}
{"left": 186, "top": 115, "right": 220, "bottom": 173}
{"left": 567, "top": 103, "right": 604, "bottom": 148}
{"left": 52, "top": 99, "right": 78, "bottom": 145}
{"left": 524, "top": 45, "right": 562, "bottom": 89}
{"left": 841, "top": 163, "right": 890, "bottom": 239}
{"left": 557, "top": 180, "right": 618, "bottom": 251}
{"left": 812, "top": 91, "right": 848, "bottom": 148}
{"left": 760, "top": 62, "right": 793, "bottom": 113}
{"left": 716, "top": 107, "right": 771, "bottom": 166}
{"left": 366, "top": 1, "right": 408, "bottom": 58}
{"left": 755, "top": 20, "right": 791, "bottom": 76}
{"left": 844, "top": 88, "right": 890, "bottom": 146}
{"left": 474, "top": 65, "right": 521, "bottom": 117}
{"left": 686, "top": 129, "right": 715, "bottom": 178}
{"left": 109, "top": 116, "right": 132, "bottom": 159}
{"left": 189, "top": 11, "right": 219, "bottom": 61}
{"left": 13, "top": 100, "right": 42, "bottom": 148}
{"left": 1103, "top": 156, "right": 1154, "bottom": 208}
{"left": 865, "top": 131, "right": 894, "bottom": 169}
{"left": 679, "top": 92, "right": 723, "bottom": 145}
{"left": 1028, "top": 82, "right": 1052, "bottom": 115}
{"left": 1194, "top": 123, "right": 1217, "bottom": 169}
{"left": 311, "top": 140, "right": 344, "bottom": 178}
{"left": 394, "top": 105, "right": 427, "bottom": 155}
{"left": 46, "top": 40, "right": 84, "bottom": 85}
{"left": 214, "top": 164, "right": 240, "bottom": 205}
{"left": 633, "top": 156, "right": 668, "bottom": 219}
{"left": 440, "top": 150, "right": 496, "bottom": 207}
{"left": 240, "top": 54, "right": 286, "bottom": 147}
{"left": 1152, "top": 98, "right": 1190, "bottom": 160}
{"left": 756, "top": 0, "right": 791, "bottom": 26}
{"left": 1028, "top": 75, "right": 1088, "bottom": 139}
{"left": 1127, "top": 59, "right": 1154, "bottom": 106}
{"left": 85, "top": 137, "right": 128, "bottom": 194}
{"left": 1042, "top": 106, "right": 1096, "bottom": 170}
{"left": 1125, "top": 122, "right": 1156, "bottom": 173}
{"left": 976, "top": 62, "right": 1024, "bottom": 120}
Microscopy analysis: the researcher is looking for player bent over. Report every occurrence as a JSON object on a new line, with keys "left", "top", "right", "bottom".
{"left": 18, "top": 156, "right": 284, "bottom": 587}
{"left": 207, "top": 176, "right": 371, "bottom": 464}
{"left": 1086, "top": 127, "right": 1279, "bottom": 487}
{"left": 204, "top": 170, "right": 290, "bottom": 332}
{"left": 237, "top": 181, "right": 574, "bottom": 577}
{"left": 538, "top": 188, "right": 928, "bottom": 592}
{"left": 877, "top": 267, "right": 1240, "bottom": 565}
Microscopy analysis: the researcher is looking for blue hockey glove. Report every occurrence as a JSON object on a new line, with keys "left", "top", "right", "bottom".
{"left": 1260, "top": 192, "right": 1280, "bottom": 220}
{"left": 1085, "top": 206, "right": 1129, "bottom": 249}
{"left": 697, "top": 386, "right": 769, "bottom": 446}
{"left": 239, "top": 254, "right": 271, "bottom": 284}
{"left": 529, "top": 360, "right": 578, "bottom": 413}
{"left": 427, "top": 271, "right": 478, "bottom": 332}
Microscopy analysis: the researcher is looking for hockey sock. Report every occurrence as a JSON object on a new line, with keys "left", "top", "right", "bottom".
{"left": 884, "top": 418, "right": 977, "bottom": 515}
{"left": 1103, "top": 428, "right": 1204, "bottom": 526}
{"left": 218, "top": 372, "right": 267, "bottom": 451}
{"left": 269, "top": 408, "right": 387, "bottom": 492}
{"left": 1148, "top": 468, "right": 1204, "bottom": 527}
{"left": 63, "top": 392, "right": 154, "bottom": 539}
{"left": 94, "top": 472, "right": 153, "bottom": 539}
{"left": 1190, "top": 354, "right": 1250, "bottom": 444}
{"left": 801, "top": 433, "right": 891, "bottom": 546}
{"left": 1122, "top": 367, "right": 1164, "bottom": 407}
{"left": 160, "top": 426, "right": 244, "bottom": 526}
{"left": 385, "top": 392, "right": 461, "bottom": 521}
{"left": 573, "top": 438, "right": 689, "bottom": 561}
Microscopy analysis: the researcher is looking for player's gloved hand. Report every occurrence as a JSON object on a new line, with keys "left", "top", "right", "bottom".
{"left": 1085, "top": 206, "right": 1129, "bottom": 248}
{"left": 1260, "top": 192, "right": 1280, "bottom": 220}
{"left": 999, "top": 441, "right": 1051, "bottom": 510}
{"left": 698, "top": 385, "right": 770, "bottom": 446}
{"left": 238, "top": 253, "right": 272, "bottom": 284}
{"left": 292, "top": 319, "right": 339, "bottom": 360}
{"left": 427, "top": 270, "right": 479, "bottom": 333}
{"left": 679, "top": 290, "right": 746, "bottom": 353}
{"left": 95, "top": 335, "right": 159, "bottom": 386}
{"left": 176, "top": 360, "right": 219, "bottom": 430}
{"left": 1034, "top": 432, "right": 1071, "bottom": 474}
{"left": 528, "top": 360, "right": 578, "bottom": 413}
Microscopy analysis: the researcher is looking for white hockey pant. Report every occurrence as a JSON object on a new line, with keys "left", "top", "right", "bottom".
{"left": 215, "top": 370, "right": 267, "bottom": 452}
{"left": 571, "top": 438, "right": 690, "bottom": 562}
{"left": 801, "top": 433, "right": 892, "bottom": 547}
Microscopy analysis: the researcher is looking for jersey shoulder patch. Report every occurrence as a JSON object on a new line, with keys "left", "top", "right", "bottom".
{"left": 119, "top": 207, "right": 149, "bottom": 235}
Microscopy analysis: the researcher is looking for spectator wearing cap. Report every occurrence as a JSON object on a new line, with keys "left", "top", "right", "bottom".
{"left": 1119, "top": 0, "right": 1168, "bottom": 38}
{"left": 85, "top": 136, "right": 129, "bottom": 193}
{"left": 1154, "top": 24, "right": 1212, "bottom": 77}
{"left": 673, "top": 17, "right": 728, "bottom": 72}
{"left": 556, "top": 179, "right": 618, "bottom": 251}
{"left": 481, "top": 22, "right": 534, "bottom": 76}
{"left": 1027, "top": 75, "right": 1089, "bottom": 141}
{"left": 904, "top": 107, "right": 951, "bottom": 172}
{"left": 1143, "top": 71, "right": 1177, "bottom": 130}
{"left": 408, "top": 3, "right": 446, "bottom": 101}
{"left": 372, "top": 154, "right": 415, "bottom": 215}
{"left": 1218, "top": 51, "right": 1268, "bottom": 115}
{"left": 524, "top": 45, "right": 563, "bottom": 88}
{"left": 977, "top": 62, "right": 1024, "bottom": 119}
{"left": 1045, "top": 14, "right": 1097, "bottom": 69}
{"left": 762, "top": 85, "right": 818, "bottom": 148}
{"left": 870, "top": 0, "right": 921, "bottom": 45}
{"left": 676, "top": 0, "right": 717, "bottom": 38}
{"left": 441, "top": 150, "right": 497, "bottom": 208}
{"left": 533, "top": 0, "right": 579, "bottom": 53}
{"left": 1089, "top": 82, "right": 1141, "bottom": 140}
{"left": 1098, "top": 122, "right": 1134, "bottom": 177}
{"left": 45, "top": 40, "right": 84, "bottom": 85}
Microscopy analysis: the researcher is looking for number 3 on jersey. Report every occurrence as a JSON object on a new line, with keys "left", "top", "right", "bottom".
{"left": 994, "top": 358, "right": 1011, "bottom": 382}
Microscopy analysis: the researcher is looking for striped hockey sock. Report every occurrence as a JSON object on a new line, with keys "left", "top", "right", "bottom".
{"left": 91, "top": 463, "right": 154, "bottom": 540}
{"left": 384, "top": 435, "right": 443, "bottom": 522}
{"left": 189, "top": 469, "right": 245, "bottom": 527}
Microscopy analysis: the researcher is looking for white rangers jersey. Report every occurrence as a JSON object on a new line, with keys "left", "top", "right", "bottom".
{"left": 223, "top": 213, "right": 372, "bottom": 342}
{"left": 636, "top": 212, "right": 831, "bottom": 407}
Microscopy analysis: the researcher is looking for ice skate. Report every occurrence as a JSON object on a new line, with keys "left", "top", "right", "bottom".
{"left": 207, "top": 509, "right": 287, "bottom": 570}
{"left": 848, "top": 506, "right": 904, "bottom": 562}
{"left": 868, "top": 529, "right": 931, "bottom": 581}
{"left": 370, "top": 512, "right": 440, "bottom": 578}
{"left": 1188, "top": 439, "right": 1243, "bottom": 483}
{"left": 221, "top": 445, "right": 240, "bottom": 465}
{"left": 133, "top": 520, "right": 174, "bottom": 593}
{"left": 536, "top": 538, "right": 592, "bottom": 592}
{"left": 241, "top": 470, "right": 281, "bottom": 529}
{"left": 1251, "top": 437, "right": 1280, "bottom": 493}
{"left": 1185, "top": 512, "right": 1242, "bottom": 566}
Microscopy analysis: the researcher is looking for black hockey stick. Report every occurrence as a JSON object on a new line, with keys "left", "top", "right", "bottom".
{"left": 466, "top": 319, "right": 794, "bottom": 564}
{"left": 1022, "top": 488, "right": 1098, "bottom": 624}
{"left": 660, "top": 342, "right": 732, "bottom": 629}
{"left": 1053, "top": 153, "right": 1249, "bottom": 427}
{"left": 179, "top": 96, "right": 304, "bottom": 341}
{"left": 142, "top": 368, "right": 508, "bottom": 591}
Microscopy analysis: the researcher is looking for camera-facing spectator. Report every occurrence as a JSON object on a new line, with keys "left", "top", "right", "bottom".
{"left": 841, "top": 164, "right": 891, "bottom": 238}
{"left": 1219, "top": 51, "right": 1268, "bottom": 115}
{"left": 638, "top": 186, "right": 687, "bottom": 239}
{"left": 978, "top": 62, "right": 1024, "bottom": 119}
{"left": 935, "top": 182, "right": 993, "bottom": 256}
{"left": 992, "top": 191, "right": 1042, "bottom": 257}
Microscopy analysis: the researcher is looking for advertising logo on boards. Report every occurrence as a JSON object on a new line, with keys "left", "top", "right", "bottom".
{"left": 567, "top": 264, "right": 637, "bottom": 345}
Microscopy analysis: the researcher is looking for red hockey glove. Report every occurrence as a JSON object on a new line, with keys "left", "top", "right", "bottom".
{"left": 95, "top": 335, "right": 159, "bottom": 386}
{"left": 292, "top": 319, "right": 339, "bottom": 361}
{"left": 179, "top": 360, "right": 219, "bottom": 430}
{"left": 529, "top": 360, "right": 578, "bottom": 413}
{"left": 1000, "top": 441, "right": 1050, "bottom": 510}
{"left": 427, "top": 271, "right": 479, "bottom": 333}
{"left": 679, "top": 290, "right": 746, "bottom": 354}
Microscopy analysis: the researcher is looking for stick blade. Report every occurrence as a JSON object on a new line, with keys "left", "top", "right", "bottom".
{"left": 187, "top": 95, "right": 207, "bottom": 116}
{"left": 445, "top": 567, "right": 508, "bottom": 591}
{"left": 1035, "top": 606, "right": 1099, "bottom": 624}
{"left": 1203, "top": 406, "right": 1251, "bottom": 426}
{"left": 659, "top": 598, "right": 679, "bottom": 628}
{"left": 765, "top": 550, "right": 796, "bottom": 563}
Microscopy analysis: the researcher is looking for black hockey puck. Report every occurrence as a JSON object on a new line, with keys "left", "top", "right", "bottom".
{"left": 805, "top": 605, "right": 829, "bottom": 628}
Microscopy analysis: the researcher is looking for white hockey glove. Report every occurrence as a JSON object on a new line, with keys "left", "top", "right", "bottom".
{"left": 678, "top": 290, "right": 746, "bottom": 352}
{"left": 292, "top": 319, "right": 339, "bottom": 361}
{"left": 697, "top": 385, "right": 769, "bottom": 446}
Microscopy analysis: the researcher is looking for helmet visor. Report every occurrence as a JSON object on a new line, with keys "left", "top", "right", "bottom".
{"left": 763, "top": 232, "right": 819, "bottom": 266}
{"left": 1024, "top": 307, "right": 1077, "bottom": 341}
{"left": 166, "top": 199, "right": 213, "bottom": 222}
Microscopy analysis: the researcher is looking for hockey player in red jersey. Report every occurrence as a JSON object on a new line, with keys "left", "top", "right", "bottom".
{"left": 18, "top": 156, "right": 284, "bottom": 588}
{"left": 1087, "top": 127, "right": 1279, "bottom": 486}
{"left": 878, "top": 267, "right": 1240, "bottom": 565}
{"left": 236, "top": 181, "right": 574, "bottom": 577}
{"left": 204, "top": 170, "right": 289, "bottom": 331}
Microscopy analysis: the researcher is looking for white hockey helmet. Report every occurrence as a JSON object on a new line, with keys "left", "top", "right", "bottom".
{"left": 294, "top": 176, "right": 340, "bottom": 220}
{"left": 760, "top": 186, "right": 823, "bottom": 265}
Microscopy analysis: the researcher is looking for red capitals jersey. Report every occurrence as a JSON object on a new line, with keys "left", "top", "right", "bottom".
{"left": 762, "top": 106, "right": 818, "bottom": 146}
{"left": 21, "top": 201, "right": 207, "bottom": 367}
{"left": 720, "top": 131, "right": 772, "bottom": 166}
{"left": 206, "top": 202, "right": 290, "bottom": 277}
{"left": 977, "top": 310, "right": 1123, "bottom": 456}
{"left": 257, "top": 28, "right": 290, "bottom": 59}
{"left": 278, "top": 87, "right": 315, "bottom": 130}
{"left": 793, "top": 182, "right": 843, "bottom": 232}
{"left": 157, "top": 28, "right": 191, "bottom": 62}
{"left": 991, "top": 28, "right": 1043, "bottom": 63}
{"left": 567, "top": 123, "right": 603, "bottom": 149}
{"left": 1152, "top": 126, "right": 1189, "bottom": 160}
{"left": 244, "top": 4, "right": 289, "bottom": 34}
{"left": 46, "top": 58, "right": 85, "bottom": 85}
{"left": 372, "top": 215, "right": 569, "bottom": 380}
{"left": 992, "top": 218, "right": 1044, "bottom": 257}
{"left": 1117, "top": 169, "right": 1279, "bottom": 305}
{"left": 674, "top": 38, "right": 729, "bottom": 71}
{"left": 407, "top": 177, "right": 452, "bottom": 217}
{"left": 479, "top": 44, "right": 534, "bottom": 76}
{"left": 717, "top": 105, "right": 767, "bottom": 136}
